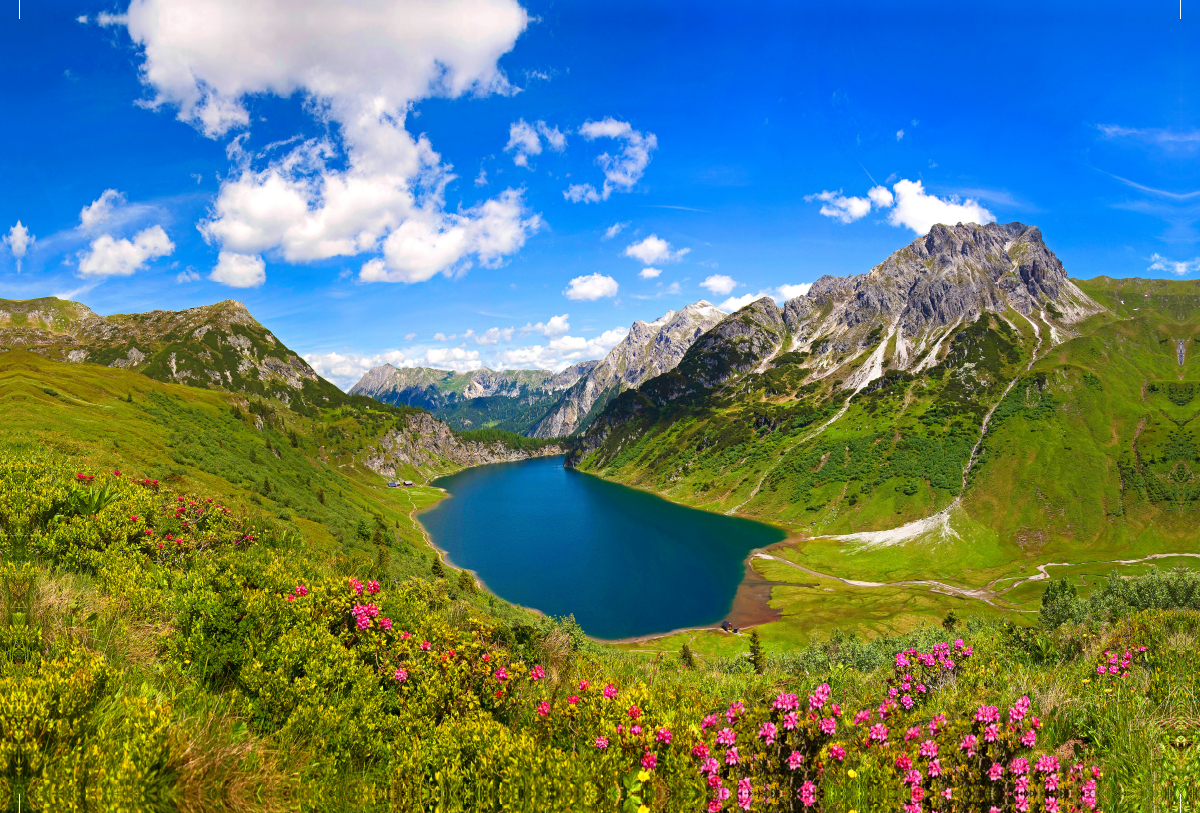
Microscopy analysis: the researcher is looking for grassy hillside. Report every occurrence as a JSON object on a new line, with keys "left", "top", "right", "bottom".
{"left": 0, "top": 348, "right": 455, "bottom": 569}
{"left": 6, "top": 448, "right": 1200, "bottom": 811}
{"left": 566, "top": 280, "right": 1200, "bottom": 653}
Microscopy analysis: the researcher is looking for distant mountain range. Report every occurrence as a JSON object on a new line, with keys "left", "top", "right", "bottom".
{"left": 348, "top": 301, "right": 727, "bottom": 437}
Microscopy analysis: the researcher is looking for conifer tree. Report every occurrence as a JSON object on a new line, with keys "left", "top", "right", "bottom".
{"left": 748, "top": 628, "right": 765, "bottom": 675}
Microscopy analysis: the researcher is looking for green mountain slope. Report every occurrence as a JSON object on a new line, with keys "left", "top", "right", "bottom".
{"left": 0, "top": 296, "right": 347, "bottom": 411}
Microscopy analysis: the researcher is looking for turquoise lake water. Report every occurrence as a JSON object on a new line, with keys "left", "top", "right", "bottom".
{"left": 417, "top": 456, "right": 786, "bottom": 639}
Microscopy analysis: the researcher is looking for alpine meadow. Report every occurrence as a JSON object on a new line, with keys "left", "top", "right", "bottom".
{"left": 4, "top": 2, "right": 1200, "bottom": 812}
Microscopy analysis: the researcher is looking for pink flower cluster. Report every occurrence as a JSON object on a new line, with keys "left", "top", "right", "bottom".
{"left": 350, "top": 602, "right": 379, "bottom": 630}
{"left": 1095, "top": 645, "right": 1146, "bottom": 678}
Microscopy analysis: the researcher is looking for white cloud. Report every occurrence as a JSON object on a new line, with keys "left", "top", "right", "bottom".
{"left": 304, "top": 348, "right": 409, "bottom": 390}
{"left": 497, "top": 326, "right": 628, "bottom": 370}
{"left": 77, "top": 225, "right": 174, "bottom": 278}
{"left": 505, "top": 119, "right": 566, "bottom": 168}
{"left": 603, "top": 221, "right": 628, "bottom": 240}
{"left": 777, "top": 283, "right": 813, "bottom": 299}
{"left": 474, "top": 169, "right": 488, "bottom": 187}
{"left": 810, "top": 179, "right": 995, "bottom": 235}
{"left": 623, "top": 234, "right": 689, "bottom": 264}
{"left": 505, "top": 119, "right": 541, "bottom": 167}
{"left": 564, "top": 273, "right": 619, "bottom": 301}
{"left": 804, "top": 189, "right": 872, "bottom": 224}
{"left": 108, "top": 0, "right": 539, "bottom": 286}
{"left": 896, "top": 129, "right": 904, "bottom": 141}
{"left": 868, "top": 186, "right": 894, "bottom": 208}
{"left": 79, "top": 189, "right": 125, "bottom": 230}
{"left": 77, "top": 15, "right": 89, "bottom": 23}
{"left": 433, "top": 332, "right": 448, "bottom": 341}
{"left": 719, "top": 284, "right": 812, "bottom": 311}
{"left": 521, "top": 313, "right": 570, "bottom": 337}
{"left": 538, "top": 122, "right": 567, "bottom": 151}
{"left": 701, "top": 274, "right": 737, "bottom": 295}
{"left": 474, "top": 326, "right": 514, "bottom": 345}
{"left": 176, "top": 268, "right": 201, "bottom": 283}
{"left": 1149, "top": 253, "right": 1200, "bottom": 276}
{"left": 719, "top": 293, "right": 760, "bottom": 312}
{"left": 209, "top": 251, "right": 266, "bottom": 287}
{"left": 564, "top": 183, "right": 602, "bottom": 204}
{"left": 639, "top": 267, "right": 662, "bottom": 279}
{"left": 564, "top": 118, "right": 656, "bottom": 202}
{"left": 405, "top": 332, "right": 417, "bottom": 340}
{"left": 882, "top": 179, "right": 995, "bottom": 234}
{"left": 356, "top": 189, "right": 543, "bottom": 283}
{"left": 4, "top": 221, "right": 34, "bottom": 271}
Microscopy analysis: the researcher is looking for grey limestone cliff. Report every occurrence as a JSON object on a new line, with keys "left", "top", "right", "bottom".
{"left": 530, "top": 301, "right": 727, "bottom": 438}
{"left": 361, "top": 412, "right": 565, "bottom": 478}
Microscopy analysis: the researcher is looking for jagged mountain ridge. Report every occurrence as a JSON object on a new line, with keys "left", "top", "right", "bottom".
{"left": 529, "top": 301, "right": 727, "bottom": 438}
{"left": 350, "top": 361, "right": 598, "bottom": 410}
{"left": 568, "top": 221, "right": 1113, "bottom": 537}
{"left": 0, "top": 296, "right": 344, "bottom": 409}
{"left": 788, "top": 222, "right": 1102, "bottom": 387}
{"left": 347, "top": 301, "right": 727, "bottom": 438}
{"left": 349, "top": 361, "right": 600, "bottom": 434}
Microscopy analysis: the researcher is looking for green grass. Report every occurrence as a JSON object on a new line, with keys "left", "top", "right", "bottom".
{"left": 0, "top": 348, "right": 460, "bottom": 577}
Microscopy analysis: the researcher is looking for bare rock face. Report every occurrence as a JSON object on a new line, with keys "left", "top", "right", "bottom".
{"left": 361, "top": 413, "right": 565, "bottom": 477}
{"left": 568, "top": 221, "right": 1106, "bottom": 464}
{"left": 530, "top": 301, "right": 727, "bottom": 438}
{"left": 795, "top": 222, "right": 1102, "bottom": 380}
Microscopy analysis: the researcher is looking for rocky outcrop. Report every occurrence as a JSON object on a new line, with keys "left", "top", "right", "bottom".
{"left": 792, "top": 222, "right": 1103, "bottom": 381}
{"left": 531, "top": 301, "right": 727, "bottom": 438}
{"left": 362, "top": 413, "right": 565, "bottom": 477}
{"left": 568, "top": 221, "right": 1105, "bottom": 466}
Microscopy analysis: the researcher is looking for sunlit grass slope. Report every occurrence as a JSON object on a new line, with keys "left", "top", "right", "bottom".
{"left": 0, "top": 348, "right": 454, "bottom": 572}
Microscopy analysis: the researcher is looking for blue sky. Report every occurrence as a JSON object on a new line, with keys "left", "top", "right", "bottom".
{"left": 1, "top": 1, "right": 1198, "bottom": 387}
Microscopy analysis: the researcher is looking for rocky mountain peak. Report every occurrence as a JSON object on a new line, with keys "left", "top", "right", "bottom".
{"left": 530, "top": 300, "right": 727, "bottom": 438}
{"left": 793, "top": 221, "right": 1102, "bottom": 382}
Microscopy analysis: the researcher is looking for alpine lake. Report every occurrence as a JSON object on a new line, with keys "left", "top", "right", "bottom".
{"left": 417, "top": 455, "right": 786, "bottom": 640}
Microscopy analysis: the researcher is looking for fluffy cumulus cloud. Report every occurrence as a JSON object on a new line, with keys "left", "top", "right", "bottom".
{"left": 808, "top": 179, "right": 994, "bottom": 235}
{"left": 639, "top": 267, "right": 662, "bottom": 279}
{"left": 718, "top": 284, "right": 812, "bottom": 312}
{"left": 505, "top": 119, "right": 566, "bottom": 167}
{"left": 700, "top": 274, "right": 737, "bottom": 295}
{"left": 623, "top": 234, "right": 689, "bottom": 264}
{"left": 1149, "top": 253, "right": 1200, "bottom": 276}
{"left": 564, "top": 118, "right": 656, "bottom": 203}
{"left": 4, "top": 221, "right": 34, "bottom": 270}
{"left": 77, "top": 226, "right": 174, "bottom": 278}
{"left": 880, "top": 180, "right": 994, "bottom": 234}
{"left": 564, "top": 273, "right": 619, "bottom": 301}
{"left": 79, "top": 189, "right": 125, "bottom": 230}
{"left": 105, "top": 0, "right": 540, "bottom": 286}
{"left": 521, "top": 314, "right": 570, "bottom": 337}
{"left": 777, "top": 282, "right": 813, "bottom": 299}
{"left": 804, "top": 189, "right": 872, "bottom": 223}
{"left": 210, "top": 251, "right": 266, "bottom": 287}
{"left": 497, "top": 326, "right": 628, "bottom": 370}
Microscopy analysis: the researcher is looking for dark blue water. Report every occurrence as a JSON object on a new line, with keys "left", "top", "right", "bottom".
{"left": 417, "top": 456, "right": 786, "bottom": 639}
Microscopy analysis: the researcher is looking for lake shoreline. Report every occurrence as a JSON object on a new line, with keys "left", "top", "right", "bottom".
{"left": 417, "top": 456, "right": 785, "bottom": 640}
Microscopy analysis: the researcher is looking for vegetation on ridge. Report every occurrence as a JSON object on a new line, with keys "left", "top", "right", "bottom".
{"left": 6, "top": 451, "right": 1200, "bottom": 811}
